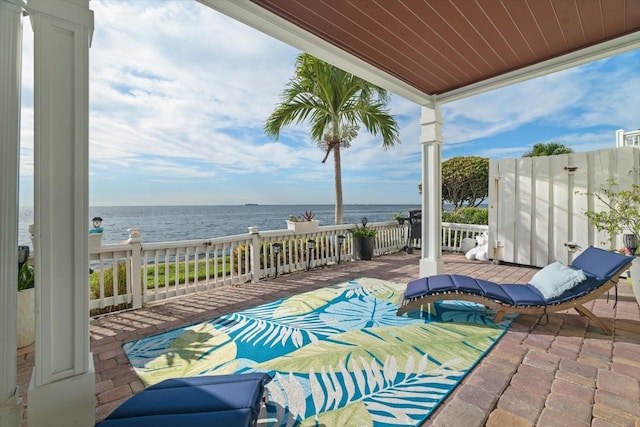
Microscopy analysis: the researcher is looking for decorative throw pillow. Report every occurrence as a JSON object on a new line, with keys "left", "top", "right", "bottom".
{"left": 529, "top": 261, "right": 587, "bottom": 300}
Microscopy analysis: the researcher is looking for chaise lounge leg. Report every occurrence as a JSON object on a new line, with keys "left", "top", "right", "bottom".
{"left": 573, "top": 305, "right": 612, "bottom": 335}
{"left": 494, "top": 311, "right": 505, "bottom": 324}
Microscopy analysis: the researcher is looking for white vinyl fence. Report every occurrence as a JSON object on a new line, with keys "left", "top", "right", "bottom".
{"left": 88, "top": 221, "right": 486, "bottom": 315}
{"left": 489, "top": 146, "right": 640, "bottom": 267}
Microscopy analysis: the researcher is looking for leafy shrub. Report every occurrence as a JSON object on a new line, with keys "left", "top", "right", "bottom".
{"left": 523, "top": 142, "right": 573, "bottom": 157}
{"left": 235, "top": 237, "right": 331, "bottom": 271}
{"left": 18, "top": 263, "right": 34, "bottom": 291}
{"left": 89, "top": 261, "right": 129, "bottom": 300}
{"left": 442, "top": 156, "right": 489, "bottom": 210}
{"left": 288, "top": 210, "right": 315, "bottom": 222}
{"left": 350, "top": 225, "right": 378, "bottom": 237}
{"left": 442, "top": 207, "right": 488, "bottom": 225}
{"left": 581, "top": 178, "right": 640, "bottom": 248}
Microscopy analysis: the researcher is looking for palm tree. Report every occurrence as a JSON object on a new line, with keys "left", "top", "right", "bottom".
{"left": 523, "top": 142, "right": 573, "bottom": 157}
{"left": 264, "top": 53, "right": 400, "bottom": 224}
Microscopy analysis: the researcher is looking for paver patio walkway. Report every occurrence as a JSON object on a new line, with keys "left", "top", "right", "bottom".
{"left": 16, "top": 251, "right": 640, "bottom": 426}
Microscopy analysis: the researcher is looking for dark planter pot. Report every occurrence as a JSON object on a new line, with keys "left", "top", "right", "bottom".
{"left": 354, "top": 236, "right": 375, "bottom": 260}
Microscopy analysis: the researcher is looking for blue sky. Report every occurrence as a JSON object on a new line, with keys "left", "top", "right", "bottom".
{"left": 18, "top": 0, "right": 640, "bottom": 207}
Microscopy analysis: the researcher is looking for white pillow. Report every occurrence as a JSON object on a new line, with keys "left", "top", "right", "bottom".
{"left": 529, "top": 261, "right": 587, "bottom": 300}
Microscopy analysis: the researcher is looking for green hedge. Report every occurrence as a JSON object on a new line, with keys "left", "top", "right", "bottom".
{"left": 442, "top": 207, "right": 488, "bottom": 225}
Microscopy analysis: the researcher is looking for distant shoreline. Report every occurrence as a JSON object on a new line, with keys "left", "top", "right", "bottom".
{"left": 18, "top": 202, "right": 489, "bottom": 210}
{"left": 18, "top": 204, "right": 424, "bottom": 246}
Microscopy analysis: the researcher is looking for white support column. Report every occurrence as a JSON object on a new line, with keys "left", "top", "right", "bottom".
{"left": 419, "top": 103, "right": 445, "bottom": 277}
{"left": 27, "top": 1, "right": 95, "bottom": 426}
{"left": 0, "top": 1, "right": 24, "bottom": 425}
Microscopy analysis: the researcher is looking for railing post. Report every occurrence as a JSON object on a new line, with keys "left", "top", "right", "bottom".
{"left": 248, "top": 227, "right": 261, "bottom": 284}
{"left": 128, "top": 228, "right": 142, "bottom": 309}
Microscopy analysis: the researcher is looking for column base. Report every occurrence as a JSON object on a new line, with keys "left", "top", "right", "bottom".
{"left": 419, "top": 257, "right": 444, "bottom": 277}
{"left": 0, "top": 389, "right": 22, "bottom": 427}
{"left": 28, "top": 357, "right": 95, "bottom": 427}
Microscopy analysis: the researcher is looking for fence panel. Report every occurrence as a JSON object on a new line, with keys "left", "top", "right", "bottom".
{"left": 89, "top": 221, "right": 487, "bottom": 315}
{"left": 490, "top": 146, "right": 640, "bottom": 267}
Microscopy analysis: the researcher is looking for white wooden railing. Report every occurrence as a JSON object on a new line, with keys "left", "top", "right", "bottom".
{"left": 89, "top": 221, "right": 487, "bottom": 315}
{"left": 441, "top": 222, "right": 488, "bottom": 251}
{"left": 616, "top": 129, "right": 640, "bottom": 147}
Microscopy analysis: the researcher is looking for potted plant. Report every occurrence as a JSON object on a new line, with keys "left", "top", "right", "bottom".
{"left": 17, "top": 260, "right": 35, "bottom": 348}
{"left": 286, "top": 210, "right": 320, "bottom": 234}
{"left": 582, "top": 178, "right": 640, "bottom": 304}
{"left": 351, "top": 223, "right": 377, "bottom": 260}
{"left": 392, "top": 212, "right": 406, "bottom": 225}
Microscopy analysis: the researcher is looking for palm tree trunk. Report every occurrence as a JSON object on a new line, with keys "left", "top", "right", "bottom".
{"left": 333, "top": 145, "right": 344, "bottom": 225}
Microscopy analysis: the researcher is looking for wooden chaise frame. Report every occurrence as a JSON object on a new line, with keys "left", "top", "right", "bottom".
{"left": 397, "top": 261, "right": 632, "bottom": 335}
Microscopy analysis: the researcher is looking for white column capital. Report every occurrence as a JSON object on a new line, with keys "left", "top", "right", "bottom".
{"left": 420, "top": 104, "right": 442, "bottom": 125}
{"left": 27, "top": 0, "right": 94, "bottom": 37}
{"left": 420, "top": 105, "right": 443, "bottom": 146}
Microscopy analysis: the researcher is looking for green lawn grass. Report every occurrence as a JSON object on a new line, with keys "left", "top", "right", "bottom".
{"left": 89, "top": 257, "right": 235, "bottom": 300}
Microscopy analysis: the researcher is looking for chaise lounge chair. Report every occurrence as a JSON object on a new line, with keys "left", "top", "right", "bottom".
{"left": 96, "top": 373, "right": 272, "bottom": 427}
{"left": 397, "top": 246, "right": 632, "bottom": 334}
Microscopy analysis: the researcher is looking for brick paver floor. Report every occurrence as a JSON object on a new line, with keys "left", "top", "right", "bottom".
{"left": 16, "top": 251, "right": 640, "bottom": 426}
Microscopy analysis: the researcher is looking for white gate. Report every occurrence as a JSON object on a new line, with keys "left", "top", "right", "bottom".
{"left": 489, "top": 146, "right": 640, "bottom": 267}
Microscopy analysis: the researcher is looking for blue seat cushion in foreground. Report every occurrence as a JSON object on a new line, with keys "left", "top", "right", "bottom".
{"left": 96, "top": 373, "right": 272, "bottom": 427}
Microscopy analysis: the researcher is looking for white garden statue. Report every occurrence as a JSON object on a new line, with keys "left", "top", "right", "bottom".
{"left": 465, "top": 232, "right": 489, "bottom": 261}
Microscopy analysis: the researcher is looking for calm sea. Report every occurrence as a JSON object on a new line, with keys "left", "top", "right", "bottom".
{"left": 18, "top": 204, "right": 420, "bottom": 247}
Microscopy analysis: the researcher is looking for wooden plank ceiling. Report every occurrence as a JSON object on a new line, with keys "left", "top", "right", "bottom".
{"left": 250, "top": 0, "right": 640, "bottom": 96}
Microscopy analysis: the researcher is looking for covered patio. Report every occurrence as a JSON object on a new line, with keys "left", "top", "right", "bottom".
{"left": 2, "top": 1, "right": 640, "bottom": 426}
{"left": 14, "top": 251, "right": 640, "bottom": 426}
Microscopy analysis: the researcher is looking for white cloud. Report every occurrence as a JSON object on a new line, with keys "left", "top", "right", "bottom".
{"left": 82, "top": 0, "right": 316, "bottom": 181}
{"left": 442, "top": 68, "right": 585, "bottom": 144}
{"left": 17, "top": 0, "right": 639, "bottom": 206}
{"left": 441, "top": 52, "right": 640, "bottom": 147}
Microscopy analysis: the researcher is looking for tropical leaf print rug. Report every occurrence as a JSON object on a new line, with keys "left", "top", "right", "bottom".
{"left": 123, "top": 278, "right": 515, "bottom": 426}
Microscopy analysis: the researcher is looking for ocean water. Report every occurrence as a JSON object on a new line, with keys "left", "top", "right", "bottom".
{"left": 18, "top": 204, "right": 420, "bottom": 246}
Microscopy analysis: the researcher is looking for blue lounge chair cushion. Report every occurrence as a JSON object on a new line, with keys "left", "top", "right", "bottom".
{"left": 500, "top": 284, "right": 547, "bottom": 306}
{"left": 402, "top": 246, "right": 631, "bottom": 307}
{"left": 96, "top": 373, "right": 272, "bottom": 427}
{"left": 571, "top": 246, "right": 632, "bottom": 280}
{"left": 399, "top": 247, "right": 632, "bottom": 334}
{"left": 529, "top": 261, "right": 586, "bottom": 299}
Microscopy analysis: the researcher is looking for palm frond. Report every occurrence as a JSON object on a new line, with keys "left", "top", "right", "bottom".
{"left": 265, "top": 53, "right": 399, "bottom": 151}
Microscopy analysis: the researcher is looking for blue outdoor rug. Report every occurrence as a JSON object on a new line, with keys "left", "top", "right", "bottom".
{"left": 123, "top": 278, "right": 515, "bottom": 426}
